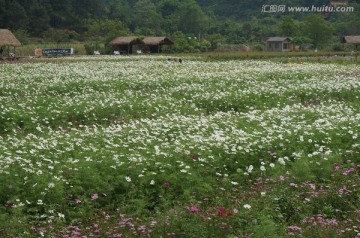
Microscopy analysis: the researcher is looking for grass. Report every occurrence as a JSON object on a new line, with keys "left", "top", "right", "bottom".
{"left": 0, "top": 56, "right": 359, "bottom": 237}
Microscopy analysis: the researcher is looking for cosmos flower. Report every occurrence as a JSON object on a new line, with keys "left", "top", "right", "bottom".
{"left": 91, "top": 193, "right": 99, "bottom": 201}
{"left": 243, "top": 204, "right": 251, "bottom": 209}
{"left": 164, "top": 181, "right": 171, "bottom": 188}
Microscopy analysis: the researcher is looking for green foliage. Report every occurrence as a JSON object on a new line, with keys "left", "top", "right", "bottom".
{"left": 303, "top": 14, "right": 335, "bottom": 49}
{"left": 133, "top": 0, "right": 162, "bottom": 35}
{"left": 332, "top": 43, "right": 344, "bottom": 51}
{"left": 253, "top": 216, "right": 286, "bottom": 238}
{"left": 14, "top": 29, "right": 29, "bottom": 45}
{"left": 253, "top": 43, "right": 265, "bottom": 51}
{"left": 85, "top": 19, "right": 129, "bottom": 45}
{"left": 279, "top": 16, "right": 300, "bottom": 37}
{"left": 175, "top": 0, "right": 208, "bottom": 35}
{"left": 292, "top": 36, "right": 312, "bottom": 51}
{"left": 167, "top": 31, "right": 204, "bottom": 53}
{"left": 0, "top": 0, "right": 359, "bottom": 53}
{"left": 42, "top": 28, "right": 80, "bottom": 43}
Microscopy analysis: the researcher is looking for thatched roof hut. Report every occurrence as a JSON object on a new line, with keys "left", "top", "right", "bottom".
{"left": 143, "top": 37, "right": 174, "bottom": 53}
{"left": 108, "top": 36, "right": 144, "bottom": 54}
{"left": 342, "top": 35, "right": 360, "bottom": 50}
{"left": 342, "top": 35, "right": 360, "bottom": 44}
{"left": 0, "top": 29, "right": 21, "bottom": 56}
{"left": 0, "top": 29, "right": 21, "bottom": 47}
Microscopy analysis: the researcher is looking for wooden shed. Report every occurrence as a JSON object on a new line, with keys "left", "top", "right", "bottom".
{"left": 108, "top": 36, "right": 144, "bottom": 54}
{"left": 342, "top": 35, "right": 360, "bottom": 49}
{"left": 143, "top": 37, "right": 174, "bottom": 53}
{"left": 0, "top": 29, "right": 21, "bottom": 56}
{"left": 266, "top": 37, "right": 293, "bottom": 52}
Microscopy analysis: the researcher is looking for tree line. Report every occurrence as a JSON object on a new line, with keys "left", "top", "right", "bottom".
{"left": 1, "top": 0, "right": 359, "bottom": 51}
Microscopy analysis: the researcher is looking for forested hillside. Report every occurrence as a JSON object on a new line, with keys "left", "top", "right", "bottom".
{"left": 1, "top": 0, "right": 359, "bottom": 50}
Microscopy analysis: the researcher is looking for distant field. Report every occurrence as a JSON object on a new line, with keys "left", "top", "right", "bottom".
{"left": 0, "top": 56, "right": 359, "bottom": 237}
{"left": 12, "top": 42, "right": 360, "bottom": 64}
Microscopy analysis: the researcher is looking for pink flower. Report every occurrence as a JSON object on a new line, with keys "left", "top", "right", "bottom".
{"left": 309, "top": 183, "right": 316, "bottom": 190}
{"left": 75, "top": 198, "right": 82, "bottom": 204}
{"left": 288, "top": 225, "right": 302, "bottom": 232}
{"left": 91, "top": 193, "right": 99, "bottom": 201}
{"left": 186, "top": 205, "right": 199, "bottom": 213}
{"left": 164, "top": 181, "right": 171, "bottom": 188}
{"left": 280, "top": 176, "right": 285, "bottom": 182}
{"left": 215, "top": 206, "right": 231, "bottom": 217}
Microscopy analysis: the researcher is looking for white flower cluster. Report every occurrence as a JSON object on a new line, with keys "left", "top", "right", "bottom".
{"left": 0, "top": 56, "right": 359, "bottom": 222}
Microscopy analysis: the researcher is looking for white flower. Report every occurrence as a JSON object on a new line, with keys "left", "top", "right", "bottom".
{"left": 48, "top": 182, "right": 55, "bottom": 188}
{"left": 58, "top": 213, "right": 65, "bottom": 219}
{"left": 260, "top": 166, "right": 266, "bottom": 171}
{"left": 150, "top": 180, "right": 155, "bottom": 185}
{"left": 125, "top": 176, "right": 131, "bottom": 182}
{"left": 278, "top": 158, "right": 286, "bottom": 165}
{"left": 15, "top": 202, "right": 25, "bottom": 207}
{"left": 247, "top": 165, "right": 254, "bottom": 173}
{"left": 154, "top": 145, "right": 160, "bottom": 155}
{"left": 243, "top": 204, "right": 251, "bottom": 209}
{"left": 231, "top": 181, "right": 239, "bottom": 185}
{"left": 37, "top": 199, "right": 43, "bottom": 205}
{"left": 269, "top": 163, "right": 275, "bottom": 168}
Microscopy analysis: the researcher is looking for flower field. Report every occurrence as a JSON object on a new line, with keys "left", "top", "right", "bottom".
{"left": 0, "top": 56, "right": 359, "bottom": 237}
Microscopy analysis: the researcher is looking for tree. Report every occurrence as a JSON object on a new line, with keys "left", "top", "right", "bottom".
{"left": 106, "top": 0, "right": 132, "bottom": 24}
{"left": 0, "top": 0, "right": 5, "bottom": 28}
{"left": 157, "top": 0, "right": 181, "bottom": 18}
{"left": 28, "top": 0, "right": 50, "bottom": 36}
{"left": 42, "top": 28, "right": 79, "bottom": 43}
{"left": 242, "top": 22, "right": 253, "bottom": 41}
{"left": 279, "top": 16, "right": 300, "bottom": 37}
{"left": 72, "top": 0, "right": 107, "bottom": 19}
{"left": 2, "top": 0, "right": 28, "bottom": 30}
{"left": 14, "top": 29, "right": 29, "bottom": 45}
{"left": 156, "top": 0, "right": 181, "bottom": 33}
{"left": 133, "top": 0, "right": 163, "bottom": 35}
{"left": 292, "top": 36, "right": 312, "bottom": 51}
{"left": 303, "top": 14, "right": 334, "bottom": 49}
{"left": 175, "top": 0, "right": 208, "bottom": 36}
{"left": 85, "top": 19, "right": 129, "bottom": 45}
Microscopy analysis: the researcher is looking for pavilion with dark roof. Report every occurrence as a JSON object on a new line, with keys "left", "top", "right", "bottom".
{"left": 143, "top": 37, "right": 174, "bottom": 53}
{"left": 108, "top": 36, "right": 144, "bottom": 54}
